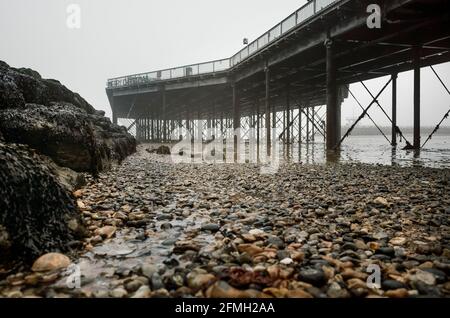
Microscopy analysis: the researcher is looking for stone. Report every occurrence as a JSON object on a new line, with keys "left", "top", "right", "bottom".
{"left": 389, "top": 237, "right": 407, "bottom": 246}
{"left": 96, "top": 226, "right": 116, "bottom": 239}
{"left": 346, "top": 278, "right": 368, "bottom": 290}
{"left": 373, "top": 197, "right": 389, "bottom": 207}
{"left": 201, "top": 223, "right": 220, "bottom": 232}
{"left": 341, "top": 268, "right": 368, "bottom": 280}
{"left": 286, "top": 289, "right": 313, "bottom": 298}
{"left": 31, "top": 253, "right": 71, "bottom": 272}
{"left": 237, "top": 244, "right": 264, "bottom": 257}
{"left": 266, "top": 236, "right": 284, "bottom": 249}
{"left": 248, "top": 229, "right": 265, "bottom": 236}
{"left": 131, "top": 285, "right": 151, "bottom": 298}
{"left": 111, "top": 287, "right": 128, "bottom": 298}
{"left": 368, "top": 242, "right": 380, "bottom": 251}
{"left": 141, "top": 264, "right": 158, "bottom": 279}
{"left": 410, "top": 269, "right": 436, "bottom": 286}
{"left": 382, "top": 280, "right": 407, "bottom": 290}
{"left": 298, "top": 268, "right": 327, "bottom": 286}
{"left": 160, "top": 222, "right": 172, "bottom": 230}
{"left": 280, "top": 258, "right": 294, "bottom": 265}
{"left": 291, "top": 251, "right": 305, "bottom": 262}
{"left": 384, "top": 288, "right": 409, "bottom": 298}
{"left": 327, "top": 282, "right": 350, "bottom": 298}
{"left": 151, "top": 274, "right": 165, "bottom": 290}
{"left": 125, "top": 279, "right": 144, "bottom": 292}
{"left": 205, "top": 281, "right": 266, "bottom": 298}
{"left": 422, "top": 268, "right": 447, "bottom": 284}
{"left": 375, "top": 247, "right": 395, "bottom": 257}
{"left": 187, "top": 273, "right": 216, "bottom": 290}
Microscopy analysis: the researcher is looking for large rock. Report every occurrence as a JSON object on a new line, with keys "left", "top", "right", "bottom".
{"left": 0, "top": 142, "right": 86, "bottom": 261}
{"left": 0, "top": 60, "right": 94, "bottom": 114}
{"left": 0, "top": 60, "right": 136, "bottom": 174}
{"left": 0, "top": 62, "right": 25, "bottom": 110}
{"left": 0, "top": 102, "right": 135, "bottom": 173}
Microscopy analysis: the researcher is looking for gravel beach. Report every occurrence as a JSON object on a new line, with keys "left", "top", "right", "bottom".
{"left": 1, "top": 144, "right": 449, "bottom": 298}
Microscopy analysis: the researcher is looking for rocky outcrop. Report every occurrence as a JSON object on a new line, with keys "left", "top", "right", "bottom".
{"left": 0, "top": 142, "right": 86, "bottom": 261}
{"left": 0, "top": 60, "right": 94, "bottom": 114}
{"left": 0, "top": 102, "right": 135, "bottom": 173}
{"left": 0, "top": 60, "right": 136, "bottom": 262}
{"left": 0, "top": 60, "right": 136, "bottom": 175}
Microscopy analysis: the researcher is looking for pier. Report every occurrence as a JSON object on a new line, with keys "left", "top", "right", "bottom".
{"left": 106, "top": 0, "right": 450, "bottom": 156}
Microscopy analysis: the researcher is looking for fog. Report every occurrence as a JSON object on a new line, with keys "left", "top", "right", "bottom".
{"left": 1, "top": 0, "right": 449, "bottom": 127}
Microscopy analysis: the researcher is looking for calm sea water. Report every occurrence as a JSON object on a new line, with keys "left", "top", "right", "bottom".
{"left": 282, "top": 134, "right": 450, "bottom": 169}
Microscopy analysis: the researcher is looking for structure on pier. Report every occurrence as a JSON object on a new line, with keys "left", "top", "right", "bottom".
{"left": 106, "top": 0, "right": 450, "bottom": 156}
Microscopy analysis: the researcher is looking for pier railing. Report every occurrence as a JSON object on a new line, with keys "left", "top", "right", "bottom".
{"left": 107, "top": 0, "right": 338, "bottom": 88}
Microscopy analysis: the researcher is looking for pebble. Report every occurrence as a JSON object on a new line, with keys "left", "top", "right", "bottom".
{"left": 382, "top": 280, "right": 407, "bottom": 290}
{"left": 280, "top": 258, "right": 294, "bottom": 265}
{"left": 409, "top": 269, "right": 436, "bottom": 286}
{"left": 384, "top": 288, "right": 409, "bottom": 298}
{"left": 111, "top": 287, "right": 128, "bottom": 298}
{"left": 373, "top": 197, "right": 389, "bottom": 207}
{"left": 201, "top": 223, "right": 220, "bottom": 232}
{"left": 96, "top": 226, "right": 116, "bottom": 239}
{"left": 389, "top": 237, "right": 407, "bottom": 246}
{"left": 187, "top": 273, "right": 216, "bottom": 290}
{"left": 132, "top": 285, "right": 151, "bottom": 298}
{"left": 375, "top": 247, "right": 395, "bottom": 257}
{"left": 31, "top": 253, "right": 71, "bottom": 272}
{"left": 298, "top": 268, "right": 327, "bottom": 286}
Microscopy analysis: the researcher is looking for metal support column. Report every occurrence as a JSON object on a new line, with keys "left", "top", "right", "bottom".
{"left": 306, "top": 107, "right": 310, "bottom": 143}
{"left": 391, "top": 73, "right": 398, "bottom": 146}
{"left": 265, "top": 64, "right": 271, "bottom": 156}
{"left": 413, "top": 46, "right": 421, "bottom": 149}
{"left": 286, "top": 85, "right": 291, "bottom": 154}
{"left": 326, "top": 38, "right": 341, "bottom": 150}
{"left": 256, "top": 99, "right": 260, "bottom": 162}
{"left": 162, "top": 87, "right": 166, "bottom": 142}
{"left": 233, "top": 84, "right": 240, "bottom": 162}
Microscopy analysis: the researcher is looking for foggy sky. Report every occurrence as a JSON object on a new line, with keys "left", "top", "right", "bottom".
{"left": 1, "top": 0, "right": 449, "bottom": 127}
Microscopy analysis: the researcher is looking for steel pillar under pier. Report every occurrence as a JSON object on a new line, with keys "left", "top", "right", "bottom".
{"left": 391, "top": 73, "right": 398, "bottom": 146}
{"left": 256, "top": 99, "right": 260, "bottom": 162}
{"left": 162, "top": 88, "right": 166, "bottom": 142}
{"left": 298, "top": 107, "right": 302, "bottom": 145}
{"left": 265, "top": 65, "right": 271, "bottom": 156}
{"left": 306, "top": 107, "right": 310, "bottom": 143}
{"left": 413, "top": 46, "right": 421, "bottom": 149}
{"left": 286, "top": 86, "right": 290, "bottom": 153}
{"left": 326, "top": 39, "right": 341, "bottom": 150}
{"left": 151, "top": 116, "right": 154, "bottom": 141}
{"left": 233, "top": 84, "right": 240, "bottom": 162}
